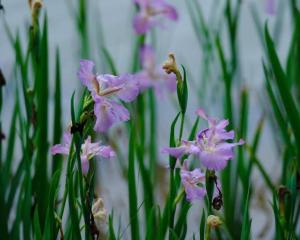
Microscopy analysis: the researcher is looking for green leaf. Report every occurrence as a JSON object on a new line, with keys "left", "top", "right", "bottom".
{"left": 241, "top": 188, "right": 251, "bottom": 240}
{"left": 199, "top": 209, "right": 206, "bottom": 240}
{"left": 33, "top": 208, "right": 42, "bottom": 240}
{"left": 169, "top": 112, "right": 181, "bottom": 169}
{"left": 68, "top": 172, "right": 81, "bottom": 240}
{"left": 52, "top": 48, "right": 63, "bottom": 175}
{"left": 44, "top": 170, "right": 61, "bottom": 240}
{"left": 127, "top": 127, "right": 140, "bottom": 240}
{"left": 108, "top": 213, "right": 117, "bottom": 240}
{"left": 265, "top": 25, "right": 300, "bottom": 163}
{"left": 34, "top": 16, "right": 50, "bottom": 225}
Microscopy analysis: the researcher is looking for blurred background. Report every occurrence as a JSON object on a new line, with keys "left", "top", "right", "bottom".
{"left": 0, "top": 0, "right": 293, "bottom": 238}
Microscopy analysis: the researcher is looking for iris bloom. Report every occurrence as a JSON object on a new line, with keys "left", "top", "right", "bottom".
{"left": 134, "top": 45, "right": 176, "bottom": 96}
{"left": 51, "top": 132, "right": 115, "bottom": 175}
{"left": 133, "top": 0, "right": 178, "bottom": 34}
{"left": 163, "top": 109, "right": 244, "bottom": 171}
{"left": 180, "top": 161, "right": 206, "bottom": 201}
{"left": 77, "top": 60, "right": 139, "bottom": 132}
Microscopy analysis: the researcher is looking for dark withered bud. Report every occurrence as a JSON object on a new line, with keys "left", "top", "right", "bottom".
{"left": 278, "top": 185, "right": 290, "bottom": 216}
{"left": 0, "top": 131, "right": 5, "bottom": 140}
{"left": 278, "top": 185, "right": 290, "bottom": 201}
{"left": 212, "top": 195, "right": 223, "bottom": 210}
{"left": 212, "top": 174, "right": 223, "bottom": 210}
{"left": 0, "top": 69, "right": 6, "bottom": 86}
{"left": 71, "top": 122, "right": 84, "bottom": 136}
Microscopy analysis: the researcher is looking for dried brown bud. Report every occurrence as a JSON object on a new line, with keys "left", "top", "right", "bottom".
{"left": 278, "top": 185, "right": 290, "bottom": 201}
{"left": 212, "top": 195, "right": 223, "bottom": 210}
{"left": 162, "top": 53, "right": 178, "bottom": 75}
{"left": 29, "top": 0, "right": 43, "bottom": 11}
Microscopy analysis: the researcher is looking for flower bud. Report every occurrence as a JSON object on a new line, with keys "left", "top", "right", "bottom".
{"left": 92, "top": 198, "right": 107, "bottom": 230}
{"left": 207, "top": 215, "right": 222, "bottom": 228}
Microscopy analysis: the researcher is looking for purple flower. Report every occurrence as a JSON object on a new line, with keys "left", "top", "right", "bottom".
{"left": 51, "top": 133, "right": 115, "bottom": 175}
{"left": 77, "top": 60, "right": 139, "bottom": 132}
{"left": 51, "top": 132, "right": 72, "bottom": 155}
{"left": 77, "top": 60, "right": 139, "bottom": 103}
{"left": 162, "top": 140, "right": 200, "bottom": 159}
{"left": 96, "top": 74, "right": 140, "bottom": 102}
{"left": 134, "top": 45, "right": 176, "bottom": 96}
{"left": 180, "top": 161, "right": 206, "bottom": 201}
{"left": 93, "top": 98, "right": 130, "bottom": 133}
{"left": 265, "top": 0, "right": 276, "bottom": 15}
{"left": 163, "top": 109, "right": 244, "bottom": 171}
{"left": 133, "top": 0, "right": 178, "bottom": 34}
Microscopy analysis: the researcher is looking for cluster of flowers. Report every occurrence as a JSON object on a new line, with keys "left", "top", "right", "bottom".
{"left": 51, "top": 48, "right": 177, "bottom": 175}
{"left": 163, "top": 109, "right": 244, "bottom": 202}
{"left": 51, "top": 0, "right": 178, "bottom": 176}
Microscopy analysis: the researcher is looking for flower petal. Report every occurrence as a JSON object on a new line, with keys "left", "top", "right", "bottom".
{"left": 94, "top": 99, "right": 130, "bottom": 132}
{"left": 77, "top": 60, "right": 96, "bottom": 91}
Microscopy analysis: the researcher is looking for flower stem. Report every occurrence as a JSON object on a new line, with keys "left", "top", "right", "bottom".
{"left": 179, "top": 112, "right": 185, "bottom": 142}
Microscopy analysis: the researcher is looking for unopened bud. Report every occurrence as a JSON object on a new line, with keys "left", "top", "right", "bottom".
{"left": 207, "top": 215, "right": 222, "bottom": 228}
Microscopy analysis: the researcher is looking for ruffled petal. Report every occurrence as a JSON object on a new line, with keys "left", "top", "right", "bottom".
{"left": 77, "top": 60, "right": 96, "bottom": 91}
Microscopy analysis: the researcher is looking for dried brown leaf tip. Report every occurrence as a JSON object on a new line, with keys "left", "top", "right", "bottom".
{"left": 0, "top": 69, "right": 6, "bottom": 87}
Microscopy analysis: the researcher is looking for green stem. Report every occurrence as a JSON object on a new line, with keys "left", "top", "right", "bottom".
{"left": 179, "top": 113, "right": 185, "bottom": 142}
{"left": 205, "top": 226, "right": 211, "bottom": 240}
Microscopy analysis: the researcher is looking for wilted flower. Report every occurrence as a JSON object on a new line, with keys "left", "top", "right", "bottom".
{"left": 134, "top": 45, "right": 176, "bottom": 96}
{"left": 180, "top": 161, "right": 206, "bottom": 201}
{"left": 133, "top": 0, "right": 178, "bottom": 34}
{"left": 77, "top": 60, "right": 139, "bottom": 132}
{"left": 51, "top": 132, "right": 115, "bottom": 175}
{"left": 92, "top": 198, "right": 107, "bottom": 231}
{"left": 162, "top": 53, "right": 178, "bottom": 75}
{"left": 207, "top": 215, "right": 222, "bottom": 228}
{"left": 163, "top": 108, "right": 244, "bottom": 171}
